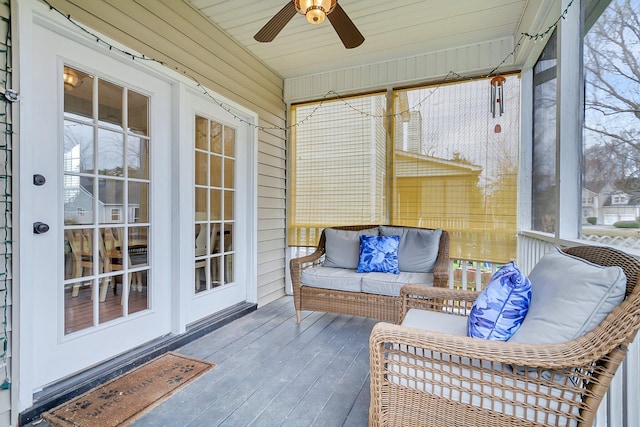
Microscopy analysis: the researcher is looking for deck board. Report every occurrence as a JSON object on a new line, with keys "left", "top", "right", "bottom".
{"left": 131, "top": 296, "right": 377, "bottom": 427}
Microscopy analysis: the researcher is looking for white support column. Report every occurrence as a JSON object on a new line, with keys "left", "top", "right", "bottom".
{"left": 555, "top": 0, "right": 583, "bottom": 240}
{"left": 518, "top": 68, "right": 533, "bottom": 235}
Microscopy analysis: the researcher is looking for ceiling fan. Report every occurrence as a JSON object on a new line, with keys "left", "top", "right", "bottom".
{"left": 254, "top": 0, "right": 365, "bottom": 49}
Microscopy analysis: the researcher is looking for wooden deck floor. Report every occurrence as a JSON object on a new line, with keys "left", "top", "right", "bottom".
{"left": 128, "top": 296, "right": 377, "bottom": 426}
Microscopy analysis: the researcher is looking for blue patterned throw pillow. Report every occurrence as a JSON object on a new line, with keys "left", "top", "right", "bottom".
{"left": 467, "top": 262, "right": 531, "bottom": 341}
{"left": 356, "top": 235, "right": 400, "bottom": 274}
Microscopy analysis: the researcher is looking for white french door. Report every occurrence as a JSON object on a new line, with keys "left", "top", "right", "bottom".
{"left": 181, "top": 88, "right": 253, "bottom": 325}
{"left": 21, "top": 19, "right": 173, "bottom": 394}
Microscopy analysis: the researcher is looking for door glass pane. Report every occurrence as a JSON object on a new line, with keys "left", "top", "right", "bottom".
{"left": 98, "top": 79, "right": 123, "bottom": 130}
{"left": 98, "top": 128, "right": 124, "bottom": 176}
{"left": 63, "top": 65, "right": 151, "bottom": 334}
{"left": 129, "top": 226, "right": 149, "bottom": 268}
{"left": 128, "top": 182, "right": 149, "bottom": 223}
{"left": 195, "top": 258, "right": 207, "bottom": 294}
{"left": 223, "top": 223, "right": 234, "bottom": 252}
{"left": 224, "top": 254, "right": 234, "bottom": 284}
{"left": 64, "top": 281, "right": 94, "bottom": 334}
{"left": 210, "top": 155, "right": 222, "bottom": 187}
{"left": 64, "top": 177, "right": 94, "bottom": 225}
{"left": 224, "top": 158, "right": 234, "bottom": 188}
{"left": 211, "top": 256, "right": 221, "bottom": 288}
{"left": 195, "top": 224, "right": 208, "bottom": 256}
{"left": 210, "top": 122, "right": 222, "bottom": 154}
{"left": 195, "top": 116, "right": 207, "bottom": 150}
{"left": 99, "top": 278, "right": 123, "bottom": 324}
{"left": 128, "top": 136, "right": 149, "bottom": 179}
{"left": 223, "top": 126, "right": 235, "bottom": 157}
{"left": 64, "top": 121, "right": 94, "bottom": 173}
{"left": 64, "top": 66, "right": 93, "bottom": 120}
{"left": 224, "top": 190, "right": 234, "bottom": 220}
{"left": 128, "top": 90, "right": 148, "bottom": 136}
{"left": 99, "top": 178, "right": 124, "bottom": 224}
{"left": 195, "top": 188, "right": 207, "bottom": 221}
{"left": 210, "top": 189, "right": 221, "bottom": 221}
{"left": 195, "top": 151, "right": 208, "bottom": 186}
{"left": 194, "top": 117, "right": 235, "bottom": 293}
{"left": 128, "top": 271, "right": 148, "bottom": 314}
{"left": 64, "top": 228, "right": 94, "bottom": 279}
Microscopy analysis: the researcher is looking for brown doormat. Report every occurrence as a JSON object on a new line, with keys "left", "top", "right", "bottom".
{"left": 41, "top": 352, "right": 215, "bottom": 427}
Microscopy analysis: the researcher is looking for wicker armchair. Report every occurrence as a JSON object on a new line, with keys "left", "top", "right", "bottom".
{"left": 369, "top": 246, "right": 640, "bottom": 426}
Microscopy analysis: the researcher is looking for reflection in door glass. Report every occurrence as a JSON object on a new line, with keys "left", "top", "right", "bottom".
{"left": 62, "top": 65, "right": 151, "bottom": 335}
{"left": 98, "top": 128, "right": 124, "bottom": 176}
{"left": 64, "top": 120, "right": 94, "bottom": 173}
{"left": 98, "top": 79, "right": 123, "bottom": 130}
{"left": 128, "top": 182, "right": 149, "bottom": 223}
{"left": 194, "top": 116, "right": 236, "bottom": 294}
{"left": 128, "top": 90, "right": 148, "bottom": 136}
{"left": 98, "top": 178, "right": 124, "bottom": 224}
{"left": 63, "top": 66, "right": 93, "bottom": 120}
{"left": 64, "top": 281, "right": 94, "bottom": 334}
{"left": 64, "top": 177, "right": 95, "bottom": 225}
{"left": 127, "top": 135, "right": 149, "bottom": 179}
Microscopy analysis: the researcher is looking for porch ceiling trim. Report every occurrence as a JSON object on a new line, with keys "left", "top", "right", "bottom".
{"left": 283, "top": 36, "right": 515, "bottom": 103}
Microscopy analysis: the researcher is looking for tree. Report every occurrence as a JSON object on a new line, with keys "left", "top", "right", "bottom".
{"left": 583, "top": 0, "right": 640, "bottom": 193}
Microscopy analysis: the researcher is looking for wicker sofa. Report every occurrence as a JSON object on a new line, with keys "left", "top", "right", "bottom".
{"left": 289, "top": 225, "right": 450, "bottom": 324}
{"left": 369, "top": 246, "right": 640, "bottom": 426}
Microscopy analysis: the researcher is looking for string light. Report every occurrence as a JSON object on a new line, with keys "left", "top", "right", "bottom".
{"left": 522, "top": 0, "right": 574, "bottom": 41}
{"left": 0, "top": 9, "right": 10, "bottom": 390}
{"left": 41, "top": 0, "right": 573, "bottom": 129}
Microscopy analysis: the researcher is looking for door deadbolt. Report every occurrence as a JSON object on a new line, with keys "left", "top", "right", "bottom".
{"left": 33, "top": 174, "right": 46, "bottom": 186}
{"left": 33, "top": 222, "right": 49, "bottom": 234}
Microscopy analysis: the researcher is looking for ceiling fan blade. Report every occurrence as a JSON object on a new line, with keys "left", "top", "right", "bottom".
{"left": 327, "top": 3, "right": 365, "bottom": 49}
{"left": 254, "top": 1, "right": 297, "bottom": 42}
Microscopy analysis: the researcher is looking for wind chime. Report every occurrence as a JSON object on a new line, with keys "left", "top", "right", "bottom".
{"left": 490, "top": 75, "right": 506, "bottom": 133}
{"left": 490, "top": 75, "right": 506, "bottom": 117}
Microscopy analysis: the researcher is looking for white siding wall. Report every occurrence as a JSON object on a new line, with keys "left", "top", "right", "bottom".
{"left": 43, "top": 0, "right": 288, "bottom": 307}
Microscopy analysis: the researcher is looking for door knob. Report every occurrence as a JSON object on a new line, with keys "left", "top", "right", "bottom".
{"left": 33, "top": 222, "right": 49, "bottom": 234}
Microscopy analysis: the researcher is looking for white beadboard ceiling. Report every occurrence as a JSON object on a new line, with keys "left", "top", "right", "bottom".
{"left": 187, "top": 0, "right": 555, "bottom": 79}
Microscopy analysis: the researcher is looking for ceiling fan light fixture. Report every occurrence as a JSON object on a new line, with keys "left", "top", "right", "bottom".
{"left": 296, "top": 0, "right": 335, "bottom": 25}
{"left": 305, "top": 6, "right": 326, "bottom": 24}
{"left": 255, "top": 0, "right": 364, "bottom": 48}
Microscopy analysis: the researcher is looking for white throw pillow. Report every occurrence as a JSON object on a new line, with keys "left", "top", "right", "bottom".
{"left": 323, "top": 227, "right": 379, "bottom": 269}
{"left": 379, "top": 226, "right": 442, "bottom": 272}
{"left": 509, "top": 247, "right": 626, "bottom": 344}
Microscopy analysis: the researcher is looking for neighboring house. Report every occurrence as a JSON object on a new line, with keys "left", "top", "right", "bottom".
{"left": 394, "top": 150, "right": 482, "bottom": 230}
{"left": 583, "top": 182, "right": 617, "bottom": 225}
{"left": 63, "top": 183, "right": 94, "bottom": 224}
{"left": 64, "top": 182, "right": 141, "bottom": 225}
{"left": 602, "top": 191, "right": 640, "bottom": 225}
{"left": 582, "top": 186, "right": 598, "bottom": 222}
{"left": 395, "top": 150, "right": 516, "bottom": 262}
